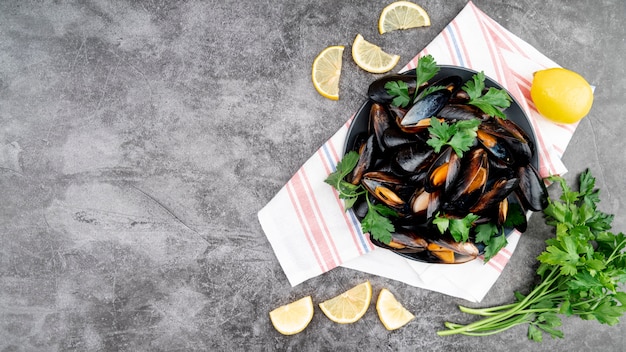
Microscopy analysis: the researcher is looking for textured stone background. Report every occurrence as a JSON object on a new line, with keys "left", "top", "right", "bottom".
{"left": 1, "top": 0, "right": 624, "bottom": 351}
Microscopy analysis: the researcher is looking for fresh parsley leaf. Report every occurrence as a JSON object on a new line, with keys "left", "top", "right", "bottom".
{"left": 475, "top": 222, "right": 499, "bottom": 244}
{"left": 537, "top": 238, "right": 580, "bottom": 276}
{"left": 461, "top": 71, "right": 512, "bottom": 119}
{"left": 474, "top": 222, "right": 509, "bottom": 261}
{"left": 324, "top": 151, "right": 363, "bottom": 210}
{"left": 433, "top": 212, "right": 479, "bottom": 243}
{"left": 385, "top": 54, "right": 440, "bottom": 107}
{"left": 463, "top": 71, "right": 483, "bottom": 96}
{"left": 449, "top": 213, "right": 480, "bottom": 242}
{"left": 384, "top": 81, "right": 411, "bottom": 108}
{"left": 590, "top": 300, "right": 626, "bottom": 326}
{"left": 432, "top": 213, "right": 450, "bottom": 234}
{"left": 527, "top": 324, "right": 543, "bottom": 342}
{"left": 426, "top": 117, "right": 480, "bottom": 157}
{"left": 415, "top": 54, "right": 439, "bottom": 88}
{"left": 324, "top": 151, "right": 360, "bottom": 189}
{"left": 362, "top": 203, "right": 397, "bottom": 244}
{"left": 483, "top": 232, "right": 508, "bottom": 261}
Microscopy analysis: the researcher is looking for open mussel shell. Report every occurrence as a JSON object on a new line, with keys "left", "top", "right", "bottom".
{"left": 343, "top": 66, "right": 540, "bottom": 264}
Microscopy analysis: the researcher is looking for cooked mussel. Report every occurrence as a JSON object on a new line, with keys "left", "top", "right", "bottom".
{"left": 469, "top": 177, "right": 519, "bottom": 214}
{"left": 516, "top": 164, "right": 548, "bottom": 211}
{"left": 392, "top": 142, "right": 436, "bottom": 175}
{"left": 425, "top": 147, "right": 460, "bottom": 193}
{"left": 368, "top": 74, "right": 418, "bottom": 104}
{"left": 443, "top": 148, "right": 489, "bottom": 212}
{"left": 349, "top": 134, "right": 376, "bottom": 185}
{"left": 361, "top": 171, "right": 408, "bottom": 210}
{"left": 384, "top": 230, "right": 428, "bottom": 253}
{"left": 427, "top": 237, "right": 479, "bottom": 264}
{"left": 437, "top": 103, "right": 489, "bottom": 122}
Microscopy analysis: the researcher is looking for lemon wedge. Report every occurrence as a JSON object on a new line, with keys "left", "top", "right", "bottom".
{"left": 269, "top": 296, "right": 314, "bottom": 335}
{"left": 379, "top": 1, "right": 431, "bottom": 34}
{"left": 319, "top": 281, "right": 372, "bottom": 324}
{"left": 351, "top": 34, "right": 400, "bottom": 74}
{"left": 312, "top": 45, "right": 344, "bottom": 100}
{"left": 376, "top": 288, "right": 415, "bottom": 330}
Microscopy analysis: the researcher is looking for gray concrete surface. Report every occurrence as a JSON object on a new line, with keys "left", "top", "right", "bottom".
{"left": 1, "top": 0, "right": 625, "bottom": 351}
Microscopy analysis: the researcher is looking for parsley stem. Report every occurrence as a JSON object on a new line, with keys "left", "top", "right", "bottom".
{"left": 459, "top": 302, "right": 521, "bottom": 316}
{"left": 438, "top": 268, "right": 563, "bottom": 336}
{"left": 606, "top": 237, "right": 626, "bottom": 264}
{"left": 334, "top": 179, "right": 367, "bottom": 199}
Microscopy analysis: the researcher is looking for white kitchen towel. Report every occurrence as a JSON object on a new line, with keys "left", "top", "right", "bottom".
{"left": 258, "top": 1, "right": 580, "bottom": 302}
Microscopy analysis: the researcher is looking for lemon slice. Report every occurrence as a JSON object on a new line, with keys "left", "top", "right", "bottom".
{"left": 319, "top": 281, "right": 372, "bottom": 324}
{"left": 351, "top": 34, "right": 400, "bottom": 74}
{"left": 312, "top": 45, "right": 344, "bottom": 100}
{"left": 269, "top": 296, "right": 314, "bottom": 335}
{"left": 376, "top": 288, "right": 415, "bottom": 330}
{"left": 379, "top": 1, "right": 431, "bottom": 34}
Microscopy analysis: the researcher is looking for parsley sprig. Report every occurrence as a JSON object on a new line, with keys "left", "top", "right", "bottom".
{"left": 462, "top": 71, "right": 512, "bottom": 119}
{"left": 384, "top": 55, "right": 440, "bottom": 108}
{"left": 433, "top": 212, "right": 480, "bottom": 243}
{"left": 438, "top": 169, "right": 626, "bottom": 342}
{"left": 432, "top": 202, "right": 526, "bottom": 262}
{"left": 426, "top": 117, "right": 481, "bottom": 157}
{"left": 324, "top": 151, "right": 398, "bottom": 243}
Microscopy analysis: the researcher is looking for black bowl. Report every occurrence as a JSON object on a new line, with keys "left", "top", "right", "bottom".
{"left": 344, "top": 65, "right": 538, "bottom": 263}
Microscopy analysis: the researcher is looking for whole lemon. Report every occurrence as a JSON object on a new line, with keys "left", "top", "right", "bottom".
{"left": 530, "top": 68, "right": 593, "bottom": 124}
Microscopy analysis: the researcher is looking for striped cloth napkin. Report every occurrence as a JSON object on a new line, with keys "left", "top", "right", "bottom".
{"left": 258, "top": 1, "right": 579, "bottom": 302}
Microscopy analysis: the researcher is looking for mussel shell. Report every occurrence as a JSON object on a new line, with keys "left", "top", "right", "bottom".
{"left": 384, "top": 230, "right": 429, "bottom": 253}
{"left": 469, "top": 177, "right": 520, "bottom": 214}
{"left": 401, "top": 90, "right": 452, "bottom": 127}
{"left": 516, "top": 164, "right": 548, "bottom": 211}
{"left": 382, "top": 127, "right": 423, "bottom": 150}
{"left": 368, "top": 74, "right": 418, "bottom": 104}
{"left": 442, "top": 148, "right": 489, "bottom": 213}
{"left": 361, "top": 171, "right": 408, "bottom": 210}
{"left": 400, "top": 76, "right": 463, "bottom": 127}
{"left": 437, "top": 103, "right": 489, "bottom": 122}
{"left": 478, "top": 117, "right": 533, "bottom": 166}
{"left": 370, "top": 103, "right": 392, "bottom": 153}
{"left": 425, "top": 147, "right": 460, "bottom": 194}
{"left": 426, "top": 237, "right": 479, "bottom": 264}
{"left": 392, "top": 142, "right": 435, "bottom": 175}
{"left": 349, "top": 134, "right": 376, "bottom": 185}
{"left": 477, "top": 129, "right": 515, "bottom": 165}
{"left": 495, "top": 117, "right": 535, "bottom": 155}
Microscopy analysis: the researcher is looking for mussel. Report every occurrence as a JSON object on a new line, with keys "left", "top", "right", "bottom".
{"left": 361, "top": 172, "right": 408, "bottom": 210}
{"left": 400, "top": 76, "right": 462, "bottom": 128}
{"left": 427, "top": 237, "right": 479, "bottom": 264}
{"left": 516, "top": 164, "right": 548, "bottom": 212}
{"left": 368, "top": 74, "right": 418, "bottom": 104}
{"left": 349, "top": 134, "right": 376, "bottom": 185}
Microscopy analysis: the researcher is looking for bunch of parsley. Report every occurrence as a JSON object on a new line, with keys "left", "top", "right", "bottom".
{"left": 438, "top": 169, "right": 626, "bottom": 342}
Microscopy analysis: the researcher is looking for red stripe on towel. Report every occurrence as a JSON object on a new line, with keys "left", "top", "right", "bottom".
{"left": 298, "top": 168, "right": 341, "bottom": 268}
{"left": 286, "top": 181, "right": 327, "bottom": 272}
